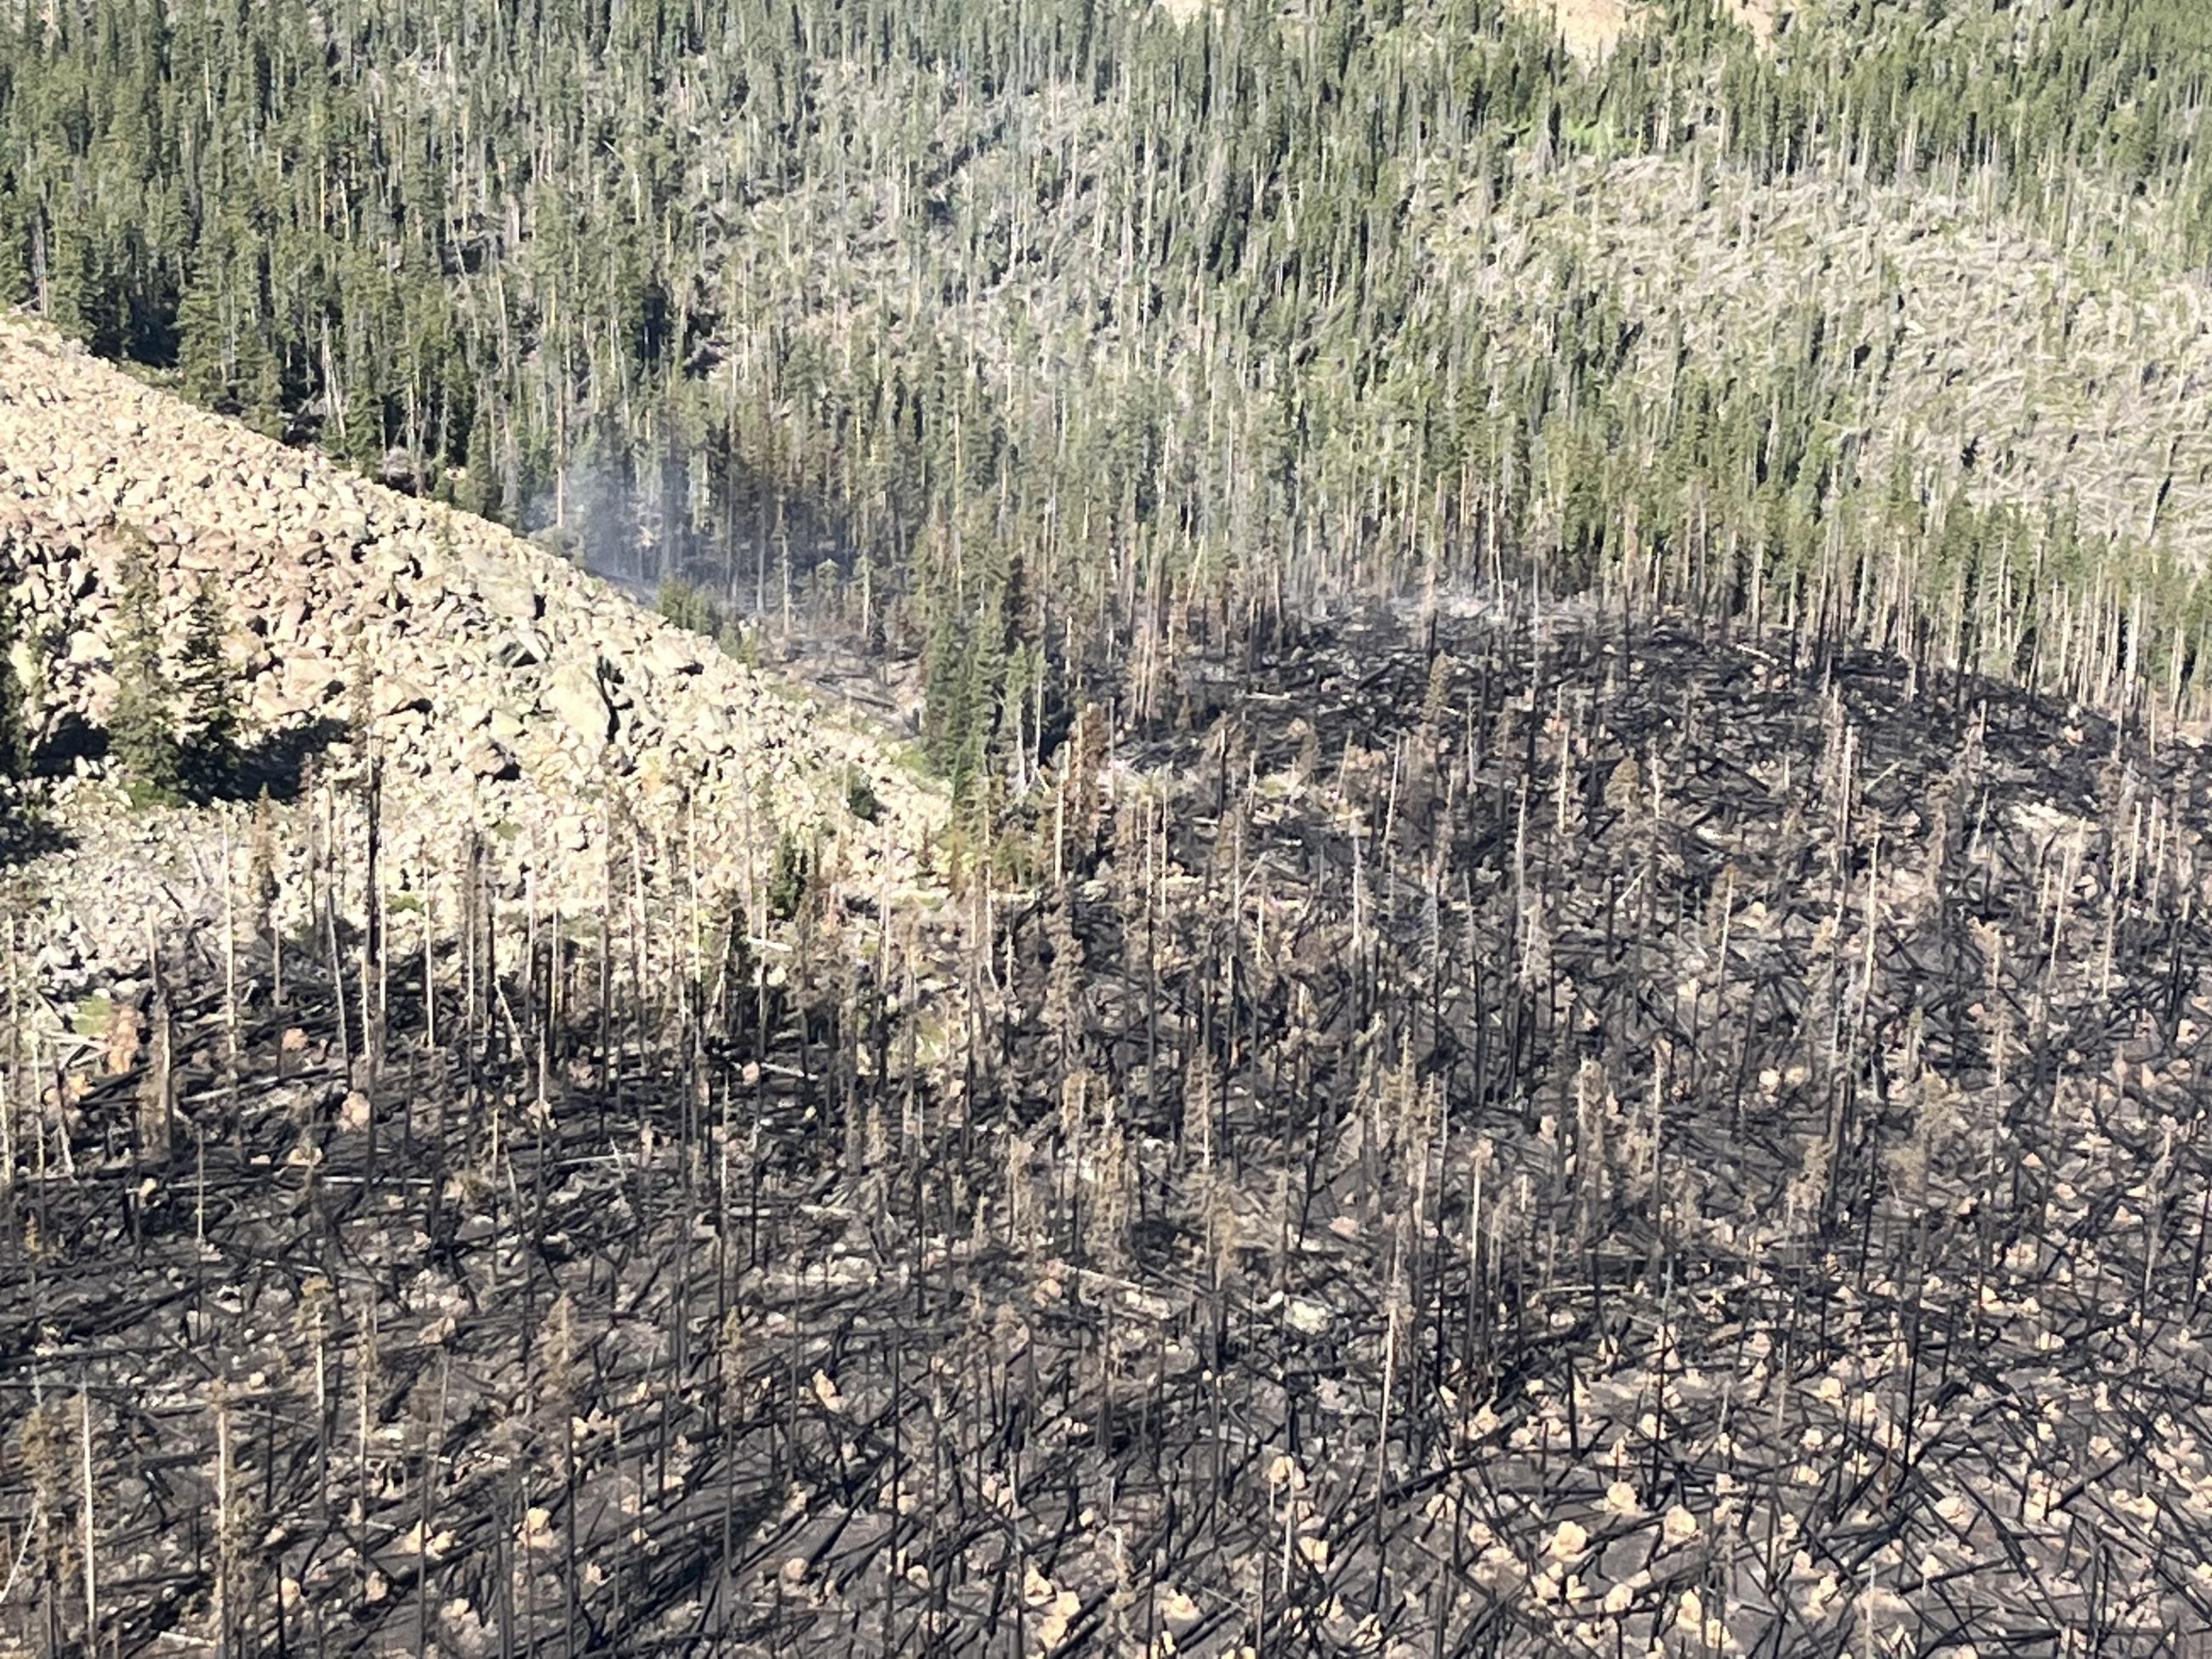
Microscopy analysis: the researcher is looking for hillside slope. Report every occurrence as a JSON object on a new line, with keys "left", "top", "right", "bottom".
{"left": 10, "top": 0, "right": 2212, "bottom": 744}
{"left": 0, "top": 314, "right": 944, "bottom": 995}
{"left": 1453, "top": 157, "right": 2212, "bottom": 559}
{"left": 14, "top": 597, "right": 2212, "bottom": 1656}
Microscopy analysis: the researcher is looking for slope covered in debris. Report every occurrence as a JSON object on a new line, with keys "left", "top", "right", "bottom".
{"left": 12, "top": 596, "right": 2212, "bottom": 1656}
{"left": 0, "top": 315, "right": 943, "bottom": 995}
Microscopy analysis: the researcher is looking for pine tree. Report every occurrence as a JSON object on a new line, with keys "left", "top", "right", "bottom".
{"left": 343, "top": 384, "right": 386, "bottom": 470}
{"left": 178, "top": 575, "right": 239, "bottom": 797}
{"left": 108, "top": 532, "right": 181, "bottom": 802}
{"left": 0, "top": 595, "right": 26, "bottom": 782}
{"left": 240, "top": 328, "right": 287, "bottom": 440}
{"left": 0, "top": 186, "right": 28, "bottom": 311}
{"left": 457, "top": 408, "right": 498, "bottom": 519}
{"left": 36, "top": 207, "right": 94, "bottom": 341}
{"left": 767, "top": 829, "right": 812, "bottom": 921}
{"left": 175, "top": 242, "right": 231, "bottom": 409}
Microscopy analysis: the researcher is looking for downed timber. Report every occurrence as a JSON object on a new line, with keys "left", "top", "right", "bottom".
{"left": 11, "top": 607, "right": 2212, "bottom": 1653}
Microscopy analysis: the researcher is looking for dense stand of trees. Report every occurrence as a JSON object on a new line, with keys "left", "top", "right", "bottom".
{"left": 5, "top": 0, "right": 2211, "bottom": 795}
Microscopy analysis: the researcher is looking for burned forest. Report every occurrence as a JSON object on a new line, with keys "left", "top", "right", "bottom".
{"left": 12, "top": 601, "right": 2212, "bottom": 1655}
{"left": 14, "top": 0, "right": 2212, "bottom": 1651}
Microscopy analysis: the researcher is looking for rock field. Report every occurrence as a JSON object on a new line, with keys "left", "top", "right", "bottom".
{"left": 0, "top": 316, "right": 944, "bottom": 1000}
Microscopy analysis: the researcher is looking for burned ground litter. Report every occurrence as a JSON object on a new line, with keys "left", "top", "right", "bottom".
{"left": 10, "top": 607, "right": 2212, "bottom": 1656}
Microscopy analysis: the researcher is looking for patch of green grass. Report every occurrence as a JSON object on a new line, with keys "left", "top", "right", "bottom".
{"left": 71, "top": 994, "right": 117, "bottom": 1038}
{"left": 870, "top": 733, "right": 936, "bottom": 787}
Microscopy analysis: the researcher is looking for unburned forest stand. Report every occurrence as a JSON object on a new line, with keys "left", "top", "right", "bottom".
{"left": 13, "top": 0, "right": 2212, "bottom": 794}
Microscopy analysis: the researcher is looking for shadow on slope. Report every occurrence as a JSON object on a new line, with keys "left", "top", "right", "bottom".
{"left": 24, "top": 710, "right": 353, "bottom": 809}
{"left": 213, "top": 715, "right": 354, "bottom": 804}
{"left": 0, "top": 792, "right": 71, "bottom": 867}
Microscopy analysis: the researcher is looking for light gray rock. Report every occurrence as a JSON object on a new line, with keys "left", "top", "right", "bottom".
{"left": 465, "top": 738, "right": 518, "bottom": 781}
{"left": 460, "top": 545, "right": 541, "bottom": 624}
{"left": 545, "top": 658, "right": 615, "bottom": 744}
{"left": 643, "top": 632, "right": 703, "bottom": 678}
{"left": 0, "top": 309, "right": 944, "bottom": 1010}
{"left": 494, "top": 627, "right": 549, "bottom": 669}
{"left": 687, "top": 703, "right": 738, "bottom": 755}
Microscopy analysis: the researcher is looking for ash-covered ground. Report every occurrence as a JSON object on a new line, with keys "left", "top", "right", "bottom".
{"left": 9, "top": 607, "right": 2212, "bottom": 1656}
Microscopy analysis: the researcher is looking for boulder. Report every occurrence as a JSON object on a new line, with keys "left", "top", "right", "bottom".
{"left": 377, "top": 447, "right": 420, "bottom": 494}
{"left": 460, "top": 546, "right": 540, "bottom": 624}
{"left": 494, "top": 627, "right": 549, "bottom": 670}
{"left": 464, "top": 738, "right": 519, "bottom": 782}
{"left": 545, "top": 658, "right": 615, "bottom": 744}
{"left": 250, "top": 684, "right": 307, "bottom": 723}
{"left": 685, "top": 702, "right": 738, "bottom": 755}
{"left": 644, "top": 631, "right": 705, "bottom": 678}
{"left": 378, "top": 677, "right": 432, "bottom": 717}
{"left": 281, "top": 658, "right": 347, "bottom": 706}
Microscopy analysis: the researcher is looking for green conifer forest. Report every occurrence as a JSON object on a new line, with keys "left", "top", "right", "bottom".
{"left": 8, "top": 0, "right": 2212, "bottom": 786}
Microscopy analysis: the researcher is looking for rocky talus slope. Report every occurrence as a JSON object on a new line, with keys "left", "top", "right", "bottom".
{"left": 0, "top": 316, "right": 944, "bottom": 995}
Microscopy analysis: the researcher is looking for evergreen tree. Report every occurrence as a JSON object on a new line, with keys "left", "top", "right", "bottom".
{"left": 178, "top": 574, "right": 239, "bottom": 796}
{"left": 767, "top": 828, "right": 812, "bottom": 921}
{"left": 240, "top": 328, "right": 287, "bottom": 439}
{"left": 458, "top": 408, "right": 498, "bottom": 517}
{"left": 0, "top": 596, "right": 26, "bottom": 783}
{"left": 175, "top": 242, "right": 231, "bottom": 409}
{"left": 108, "top": 533, "right": 181, "bottom": 802}
{"left": 6, "top": 0, "right": 2212, "bottom": 727}
{"left": 0, "top": 186, "right": 28, "bottom": 311}
{"left": 36, "top": 207, "right": 93, "bottom": 341}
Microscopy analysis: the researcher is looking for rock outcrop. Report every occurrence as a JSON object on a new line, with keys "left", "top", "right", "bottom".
{"left": 0, "top": 316, "right": 944, "bottom": 994}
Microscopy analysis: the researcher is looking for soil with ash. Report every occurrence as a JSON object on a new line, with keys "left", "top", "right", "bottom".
{"left": 9, "top": 607, "right": 2212, "bottom": 1656}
